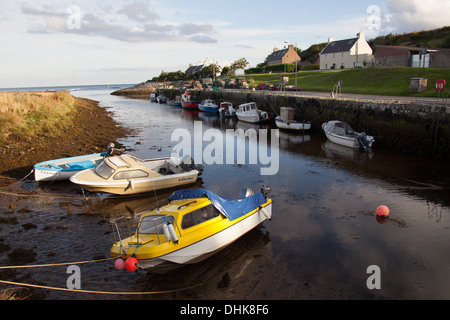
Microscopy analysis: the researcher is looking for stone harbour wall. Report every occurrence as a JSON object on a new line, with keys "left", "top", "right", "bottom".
{"left": 159, "top": 88, "right": 449, "bottom": 160}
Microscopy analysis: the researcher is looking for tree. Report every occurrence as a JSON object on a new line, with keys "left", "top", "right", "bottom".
{"left": 229, "top": 58, "right": 249, "bottom": 76}
{"left": 196, "top": 63, "right": 221, "bottom": 79}
{"left": 221, "top": 66, "right": 231, "bottom": 77}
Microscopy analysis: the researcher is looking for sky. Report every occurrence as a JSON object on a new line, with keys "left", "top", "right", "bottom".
{"left": 0, "top": 0, "right": 449, "bottom": 88}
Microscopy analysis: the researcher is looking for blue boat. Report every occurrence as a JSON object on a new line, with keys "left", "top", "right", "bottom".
{"left": 198, "top": 99, "right": 219, "bottom": 113}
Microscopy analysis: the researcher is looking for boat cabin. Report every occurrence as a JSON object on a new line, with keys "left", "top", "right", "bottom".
{"left": 238, "top": 102, "right": 257, "bottom": 112}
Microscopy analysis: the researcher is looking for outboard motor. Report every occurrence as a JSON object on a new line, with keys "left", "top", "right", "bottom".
{"left": 261, "top": 185, "right": 271, "bottom": 198}
{"left": 356, "top": 132, "right": 374, "bottom": 151}
{"left": 106, "top": 142, "right": 125, "bottom": 157}
{"left": 107, "top": 142, "right": 115, "bottom": 157}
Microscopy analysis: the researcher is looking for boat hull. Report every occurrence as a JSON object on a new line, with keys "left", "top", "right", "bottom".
{"left": 236, "top": 113, "right": 264, "bottom": 123}
{"left": 181, "top": 101, "right": 200, "bottom": 109}
{"left": 71, "top": 170, "right": 199, "bottom": 195}
{"left": 198, "top": 105, "right": 218, "bottom": 113}
{"left": 134, "top": 202, "right": 272, "bottom": 269}
{"left": 324, "top": 132, "right": 359, "bottom": 148}
{"left": 34, "top": 153, "right": 106, "bottom": 182}
{"left": 275, "top": 116, "right": 311, "bottom": 130}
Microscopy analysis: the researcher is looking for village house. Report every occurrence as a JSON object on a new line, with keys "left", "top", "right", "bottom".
{"left": 319, "top": 31, "right": 373, "bottom": 70}
{"left": 267, "top": 44, "right": 301, "bottom": 66}
{"left": 185, "top": 64, "right": 204, "bottom": 77}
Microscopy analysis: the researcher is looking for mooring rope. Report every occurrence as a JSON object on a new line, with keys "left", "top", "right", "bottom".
{"left": 0, "top": 257, "right": 115, "bottom": 270}
{"left": 0, "top": 257, "right": 208, "bottom": 295}
{"left": 0, "top": 279, "right": 207, "bottom": 295}
{"left": 0, "top": 169, "right": 34, "bottom": 190}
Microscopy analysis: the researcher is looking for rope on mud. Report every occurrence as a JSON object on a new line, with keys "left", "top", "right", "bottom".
{"left": 0, "top": 169, "right": 34, "bottom": 190}
{"left": 0, "top": 257, "right": 115, "bottom": 270}
{"left": 0, "top": 279, "right": 207, "bottom": 295}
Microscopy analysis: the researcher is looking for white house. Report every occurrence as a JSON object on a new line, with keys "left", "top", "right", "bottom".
{"left": 319, "top": 31, "right": 373, "bottom": 70}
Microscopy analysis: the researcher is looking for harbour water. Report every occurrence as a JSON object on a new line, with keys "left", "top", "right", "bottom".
{"left": 0, "top": 85, "right": 449, "bottom": 300}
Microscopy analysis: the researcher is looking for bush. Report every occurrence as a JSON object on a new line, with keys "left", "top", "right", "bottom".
{"left": 300, "top": 64, "right": 319, "bottom": 71}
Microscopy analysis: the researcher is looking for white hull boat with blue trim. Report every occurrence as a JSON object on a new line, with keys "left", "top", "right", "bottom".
{"left": 34, "top": 152, "right": 107, "bottom": 182}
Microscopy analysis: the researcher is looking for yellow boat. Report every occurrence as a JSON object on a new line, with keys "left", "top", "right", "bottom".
{"left": 110, "top": 187, "right": 272, "bottom": 271}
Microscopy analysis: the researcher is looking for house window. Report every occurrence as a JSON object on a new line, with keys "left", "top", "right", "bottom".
{"left": 341, "top": 52, "right": 344, "bottom": 58}
{"left": 333, "top": 53, "right": 335, "bottom": 59}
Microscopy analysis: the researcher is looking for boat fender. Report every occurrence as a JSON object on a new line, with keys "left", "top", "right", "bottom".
{"left": 167, "top": 223, "right": 179, "bottom": 244}
{"left": 260, "top": 207, "right": 271, "bottom": 220}
{"left": 125, "top": 254, "right": 139, "bottom": 272}
{"left": 162, "top": 223, "right": 171, "bottom": 242}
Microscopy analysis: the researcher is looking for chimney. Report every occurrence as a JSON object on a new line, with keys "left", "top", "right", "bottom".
{"left": 328, "top": 36, "right": 334, "bottom": 43}
{"left": 273, "top": 47, "right": 279, "bottom": 52}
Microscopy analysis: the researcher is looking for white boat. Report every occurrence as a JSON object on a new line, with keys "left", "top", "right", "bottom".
{"left": 235, "top": 102, "right": 269, "bottom": 123}
{"left": 198, "top": 99, "right": 218, "bottom": 113}
{"left": 34, "top": 152, "right": 107, "bottom": 182}
{"left": 275, "top": 107, "right": 311, "bottom": 131}
{"left": 322, "top": 120, "right": 374, "bottom": 151}
{"left": 110, "top": 187, "right": 272, "bottom": 270}
{"left": 70, "top": 154, "right": 201, "bottom": 195}
{"left": 218, "top": 102, "right": 236, "bottom": 117}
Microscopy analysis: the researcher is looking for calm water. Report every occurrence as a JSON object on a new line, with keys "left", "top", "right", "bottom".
{"left": 1, "top": 87, "right": 449, "bottom": 300}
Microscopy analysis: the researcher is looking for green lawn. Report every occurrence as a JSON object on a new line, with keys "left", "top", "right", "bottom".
{"left": 241, "top": 67, "right": 450, "bottom": 97}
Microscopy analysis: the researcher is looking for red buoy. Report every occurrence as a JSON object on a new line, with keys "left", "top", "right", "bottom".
{"left": 376, "top": 205, "right": 390, "bottom": 218}
{"left": 125, "top": 255, "right": 138, "bottom": 272}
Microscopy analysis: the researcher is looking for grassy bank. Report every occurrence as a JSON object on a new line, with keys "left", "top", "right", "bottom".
{"left": 0, "top": 91, "right": 76, "bottom": 145}
{"left": 0, "top": 92, "right": 129, "bottom": 183}
{"left": 241, "top": 67, "right": 450, "bottom": 97}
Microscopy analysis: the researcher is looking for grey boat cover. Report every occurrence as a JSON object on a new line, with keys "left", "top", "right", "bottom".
{"left": 168, "top": 189, "right": 267, "bottom": 221}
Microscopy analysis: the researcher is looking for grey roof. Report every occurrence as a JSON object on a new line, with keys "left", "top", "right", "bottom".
{"left": 321, "top": 38, "right": 358, "bottom": 54}
{"left": 268, "top": 48, "right": 289, "bottom": 61}
{"left": 185, "top": 64, "right": 204, "bottom": 75}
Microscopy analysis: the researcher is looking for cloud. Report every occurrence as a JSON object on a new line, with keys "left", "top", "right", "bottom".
{"left": 190, "top": 35, "right": 217, "bottom": 44}
{"left": 20, "top": 1, "right": 218, "bottom": 43}
{"left": 384, "top": 0, "right": 450, "bottom": 33}
{"left": 117, "top": 0, "right": 159, "bottom": 22}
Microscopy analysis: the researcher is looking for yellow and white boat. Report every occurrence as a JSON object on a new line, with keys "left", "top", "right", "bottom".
{"left": 110, "top": 187, "right": 272, "bottom": 270}
{"left": 70, "top": 154, "right": 200, "bottom": 195}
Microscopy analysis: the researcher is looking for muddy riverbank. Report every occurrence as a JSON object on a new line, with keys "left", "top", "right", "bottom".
{"left": 0, "top": 95, "right": 130, "bottom": 187}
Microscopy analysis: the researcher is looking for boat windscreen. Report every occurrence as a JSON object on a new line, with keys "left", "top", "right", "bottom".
{"left": 138, "top": 215, "right": 175, "bottom": 234}
{"left": 94, "top": 161, "right": 114, "bottom": 179}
